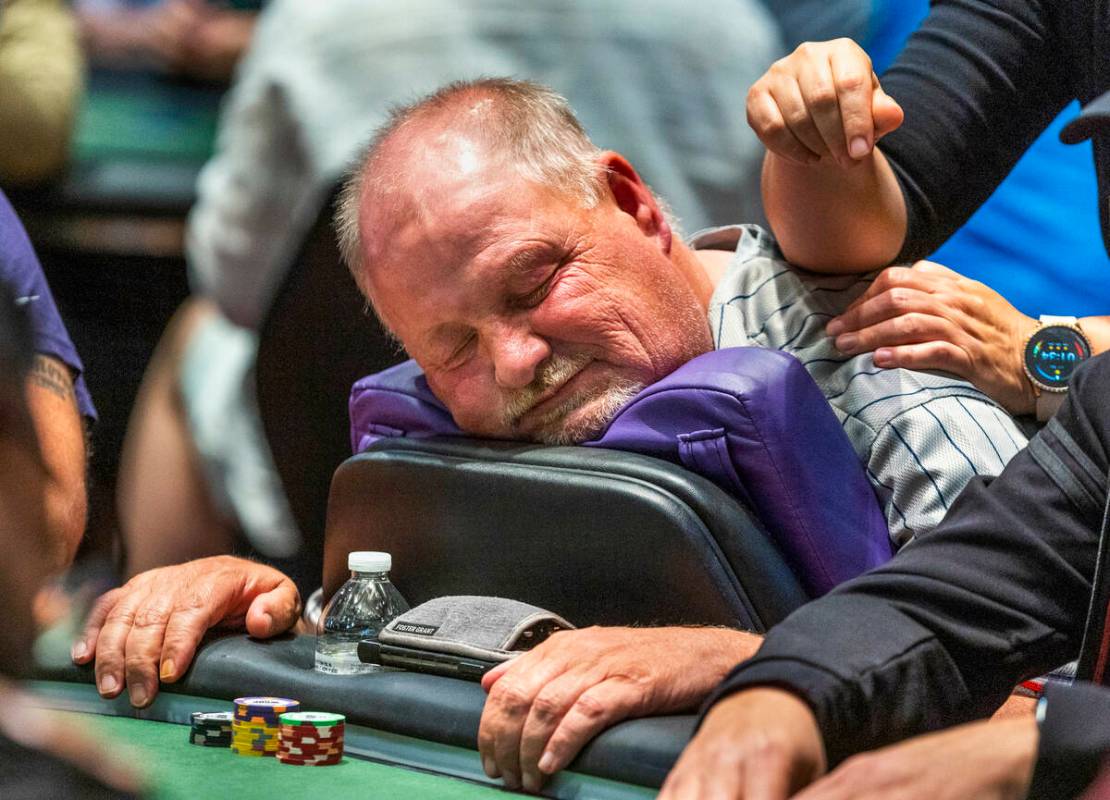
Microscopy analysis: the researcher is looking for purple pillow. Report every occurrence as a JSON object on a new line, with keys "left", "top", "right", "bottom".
{"left": 349, "top": 348, "right": 892, "bottom": 596}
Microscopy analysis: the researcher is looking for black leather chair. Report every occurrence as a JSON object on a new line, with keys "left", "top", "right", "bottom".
{"left": 322, "top": 438, "right": 808, "bottom": 634}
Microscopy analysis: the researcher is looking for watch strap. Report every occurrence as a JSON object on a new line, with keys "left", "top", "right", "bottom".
{"left": 1040, "top": 314, "right": 1080, "bottom": 327}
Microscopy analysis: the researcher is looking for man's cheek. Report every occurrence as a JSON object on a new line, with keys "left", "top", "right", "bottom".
{"left": 443, "top": 382, "right": 508, "bottom": 436}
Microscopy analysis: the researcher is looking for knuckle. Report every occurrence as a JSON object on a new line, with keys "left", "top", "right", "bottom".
{"left": 761, "top": 116, "right": 787, "bottom": 139}
{"left": 571, "top": 691, "right": 609, "bottom": 723}
{"left": 834, "top": 37, "right": 870, "bottom": 63}
{"left": 531, "top": 691, "right": 564, "bottom": 723}
{"left": 769, "top": 57, "right": 792, "bottom": 76}
{"left": 887, "top": 287, "right": 915, "bottom": 312}
{"left": 895, "top": 314, "right": 920, "bottom": 337}
{"left": 104, "top": 607, "right": 137, "bottom": 627}
{"left": 808, "top": 86, "right": 838, "bottom": 112}
{"left": 835, "top": 71, "right": 868, "bottom": 96}
{"left": 784, "top": 107, "right": 814, "bottom": 130}
{"left": 132, "top": 607, "right": 171, "bottom": 630}
{"left": 794, "top": 41, "right": 818, "bottom": 59}
{"left": 123, "top": 653, "right": 155, "bottom": 676}
{"left": 491, "top": 680, "right": 533, "bottom": 715}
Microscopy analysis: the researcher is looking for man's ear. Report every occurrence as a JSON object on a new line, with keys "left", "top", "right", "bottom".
{"left": 599, "top": 152, "right": 672, "bottom": 253}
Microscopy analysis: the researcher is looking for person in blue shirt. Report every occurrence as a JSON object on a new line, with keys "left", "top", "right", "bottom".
{"left": 0, "top": 189, "right": 96, "bottom": 569}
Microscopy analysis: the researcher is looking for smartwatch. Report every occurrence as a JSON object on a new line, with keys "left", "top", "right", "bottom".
{"left": 1023, "top": 315, "right": 1091, "bottom": 421}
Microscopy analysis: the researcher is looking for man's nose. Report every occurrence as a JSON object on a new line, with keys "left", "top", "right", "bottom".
{"left": 487, "top": 323, "right": 551, "bottom": 390}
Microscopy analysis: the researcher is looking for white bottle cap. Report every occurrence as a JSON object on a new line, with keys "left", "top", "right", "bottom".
{"left": 348, "top": 551, "right": 391, "bottom": 572}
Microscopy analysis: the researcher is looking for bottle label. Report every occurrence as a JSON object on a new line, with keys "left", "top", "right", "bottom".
{"left": 314, "top": 649, "right": 377, "bottom": 675}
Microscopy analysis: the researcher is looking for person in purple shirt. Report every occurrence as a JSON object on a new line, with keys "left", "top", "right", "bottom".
{"left": 0, "top": 189, "right": 95, "bottom": 570}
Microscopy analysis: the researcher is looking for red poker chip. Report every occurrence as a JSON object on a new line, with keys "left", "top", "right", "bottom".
{"left": 277, "top": 757, "right": 343, "bottom": 766}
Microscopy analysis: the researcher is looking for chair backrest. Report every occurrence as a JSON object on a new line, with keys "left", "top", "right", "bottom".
{"left": 323, "top": 439, "right": 809, "bottom": 632}
{"left": 255, "top": 189, "right": 406, "bottom": 593}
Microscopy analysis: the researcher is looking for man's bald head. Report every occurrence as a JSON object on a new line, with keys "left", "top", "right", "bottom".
{"left": 335, "top": 78, "right": 608, "bottom": 293}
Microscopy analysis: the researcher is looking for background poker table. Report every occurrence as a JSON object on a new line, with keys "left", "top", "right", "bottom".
{"left": 30, "top": 634, "right": 695, "bottom": 799}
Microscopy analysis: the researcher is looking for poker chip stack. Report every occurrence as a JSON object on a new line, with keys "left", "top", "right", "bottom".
{"left": 189, "top": 711, "right": 233, "bottom": 747}
{"left": 277, "top": 712, "right": 345, "bottom": 766}
{"left": 230, "top": 696, "right": 300, "bottom": 757}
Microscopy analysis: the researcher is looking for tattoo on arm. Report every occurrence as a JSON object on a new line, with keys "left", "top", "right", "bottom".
{"left": 30, "top": 355, "right": 75, "bottom": 403}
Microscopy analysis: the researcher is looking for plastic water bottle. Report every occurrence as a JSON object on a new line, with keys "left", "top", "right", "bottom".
{"left": 314, "top": 551, "right": 410, "bottom": 675}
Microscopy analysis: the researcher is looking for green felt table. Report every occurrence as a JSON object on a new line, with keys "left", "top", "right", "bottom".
{"left": 67, "top": 712, "right": 506, "bottom": 800}
{"left": 28, "top": 681, "right": 656, "bottom": 800}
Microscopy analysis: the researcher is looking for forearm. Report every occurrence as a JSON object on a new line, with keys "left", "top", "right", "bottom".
{"left": 762, "top": 149, "right": 906, "bottom": 273}
{"left": 26, "top": 356, "right": 87, "bottom": 568}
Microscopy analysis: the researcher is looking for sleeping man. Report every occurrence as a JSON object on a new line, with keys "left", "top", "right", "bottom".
{"left": 329, "top": 78, "right": 1033, "bottom": 792}
{"left": 76, "top": 77, "right": 1031, "bottom": 792}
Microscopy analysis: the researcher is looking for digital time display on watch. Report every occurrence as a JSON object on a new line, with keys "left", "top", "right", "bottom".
{"left": 1023, "top": 325, "right": 1091, "bottom": 390}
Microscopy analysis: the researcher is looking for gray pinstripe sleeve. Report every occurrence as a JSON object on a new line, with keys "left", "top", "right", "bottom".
{"left": 868, "top": 395, "right": 1029, "bottom": 545}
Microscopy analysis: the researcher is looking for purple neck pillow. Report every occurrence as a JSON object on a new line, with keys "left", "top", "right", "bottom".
{"left": 349, "top": 347, "right": 892, "bottom": 596}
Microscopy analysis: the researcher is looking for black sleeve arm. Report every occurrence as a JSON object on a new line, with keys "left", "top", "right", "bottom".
{"left": 879, "top": 0, "right": 1074, "bottom": 262}
{"left": 703, "top": 354, "right": 1110, "bottom": 765}
{"left": 1029, "top": 682, "right": 1110, "bottom": 800}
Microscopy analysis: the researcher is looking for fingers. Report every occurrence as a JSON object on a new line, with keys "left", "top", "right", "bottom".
{"left": 72, "top": 588, "right": 121, "bottom": 665}
{"left": 833, "top": 312, "right": 969, "bottom": 356}
{"left": 796, "top": 51, "right": 850, "bottom": 166}
{"left": 826, "top": 263, "right": 962, "bottom": 340}
{"left": 73, "top": 557, "right": 299, "bottom": 709}
{"left": 158, "top": 598, "right": 221, "bottom": 685}
{"left": 480, "top": 658, "right": 513, "bottom": 692}
{"left": 747, "top": 89, "right": 820, "bottom": 166}
{"left": 872, "top": 341, "right": 974, "bottom": 374}
{"left": 122, "top": 592, "right": 175, "bottom": 707}
{"left": 244, "top": 577, "right": 300, "bottom": 639}
{"left": 479, "top": 655, "right": 570, "bottom": 788}
{"left": 872, "top": 84, "right": 906, "bottom": 140}
{"left": 829, "top": 48, "right": 877, "bottom": 159}
{"left": 747, "top": 39, "right": 897, "bottom": 167}
{"left": 91, "top": 587, "right": 148, "bottom": 700}
{"left": 527, "top": 679, "right": 645, "bottom": 783}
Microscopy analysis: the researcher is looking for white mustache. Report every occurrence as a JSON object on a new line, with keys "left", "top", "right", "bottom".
{"left": 501, "top": 352, "right": 594, "bottom": 427}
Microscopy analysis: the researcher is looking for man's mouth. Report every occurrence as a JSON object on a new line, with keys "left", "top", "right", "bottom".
{"left": 501, "top": 352, "right": 593, "bottom": 429}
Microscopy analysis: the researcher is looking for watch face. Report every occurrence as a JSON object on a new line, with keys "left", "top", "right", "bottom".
{"left": 1024, "top": 325, "right": 1091, "bottom": 390}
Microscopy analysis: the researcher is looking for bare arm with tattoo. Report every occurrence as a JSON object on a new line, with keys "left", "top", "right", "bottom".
{"left": 25, "top": 354, "right": 87, "bottom": 568}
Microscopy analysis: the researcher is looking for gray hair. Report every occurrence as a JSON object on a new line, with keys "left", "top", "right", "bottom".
{"left": 334, "top": 78, "right": 606, "bottom": 285}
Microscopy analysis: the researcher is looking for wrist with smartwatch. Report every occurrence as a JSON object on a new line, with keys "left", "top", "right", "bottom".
{"left": 1022, "top": 315, "right": 1092, "bottom": 421}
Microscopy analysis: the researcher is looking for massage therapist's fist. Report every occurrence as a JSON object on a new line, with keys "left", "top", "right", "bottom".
{"left": 747, "top": 38, "right": 904, "bottom": 168}
{"left": 71, "top": 556, "right": 300, "bottom": 708}
{"left": 659, "top": 687, "right": 826, "bottom": 800}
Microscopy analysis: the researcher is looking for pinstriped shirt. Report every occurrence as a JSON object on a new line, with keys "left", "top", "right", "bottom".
{"left": 695, "top": 225, "right": 1031, "bottom": 546}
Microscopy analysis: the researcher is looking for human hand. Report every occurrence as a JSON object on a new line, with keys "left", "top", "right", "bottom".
{"left": 658, "top": 687, "right": 826, "bottom": 799}
{"left": 792, "top": 716, "right": 1037, "bottom": 800}
{"left": 826, "top": 261, "right": 1039, "bottom": 415}
{"left": 71, "top": 556, "right": 300, "bottom": 708}
{"left": 746, "top": 39, "right": 904, "bottom": 168}
{"left": 478, "top": 626, "right": 762, "bottom": 793}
